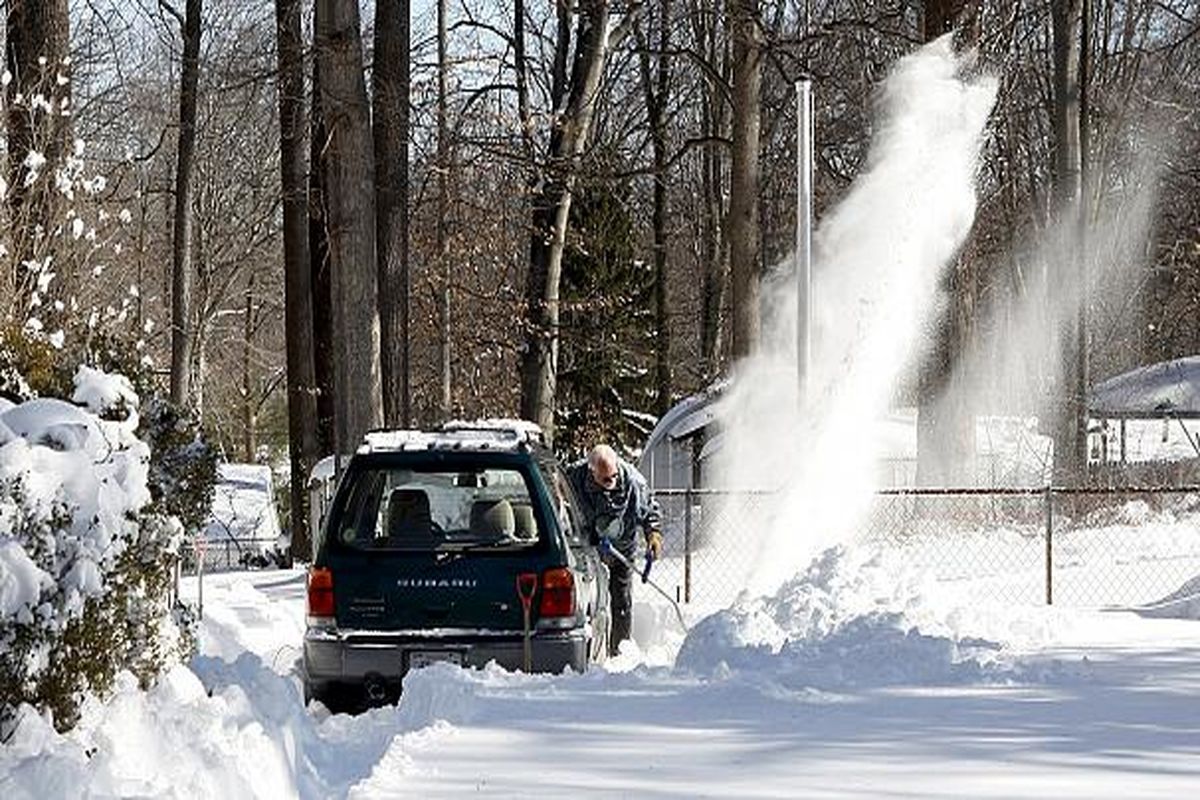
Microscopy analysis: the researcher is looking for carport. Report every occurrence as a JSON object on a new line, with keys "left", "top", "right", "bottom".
{"left": 1089, "top": 356, "right": 1200, "bottom": 464}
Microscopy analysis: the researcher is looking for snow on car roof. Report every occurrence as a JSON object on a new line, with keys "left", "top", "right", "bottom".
{"left": 360, "top": 419, "right": 545, "bottom": 454}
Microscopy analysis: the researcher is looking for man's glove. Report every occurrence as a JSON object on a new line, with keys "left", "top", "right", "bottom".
{"left": 645, "top": 530, "right": 663, "bottom": 560}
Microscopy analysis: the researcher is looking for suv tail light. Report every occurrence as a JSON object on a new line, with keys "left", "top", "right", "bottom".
{"left": 307, "top": 567, "right": 335, "bottom": 626}
{"left": 538, "top": 567, "right": 575, "bottom": 619}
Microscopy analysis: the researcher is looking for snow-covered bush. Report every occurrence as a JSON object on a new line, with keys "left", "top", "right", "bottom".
{"left": 0, "top": 366, "right": 194, "bottom": 734}
{"left": 0, "top": 323, "right": 71, "bottom": 402}
{"left": 142, "top": 397, "right": 218, "bottom": 537}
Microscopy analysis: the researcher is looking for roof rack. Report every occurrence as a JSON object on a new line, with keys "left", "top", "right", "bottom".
{"left": 441, "top": 418, "right": 545, "bottom": 443}
{"left": 358, "top": 418, "right": 545, "bottom": 454}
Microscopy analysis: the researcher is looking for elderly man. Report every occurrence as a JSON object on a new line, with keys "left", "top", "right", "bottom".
{"left": 567, "top": 444, "right": 662, "bottom": 655}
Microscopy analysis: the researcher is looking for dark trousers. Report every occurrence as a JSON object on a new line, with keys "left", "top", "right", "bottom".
{"left": 606, "top": 552, "right": 633, "bottom": 655}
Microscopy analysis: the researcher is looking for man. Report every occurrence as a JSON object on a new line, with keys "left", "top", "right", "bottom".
{"left": 567, "top": 444, "right": 662, "bottom": 656}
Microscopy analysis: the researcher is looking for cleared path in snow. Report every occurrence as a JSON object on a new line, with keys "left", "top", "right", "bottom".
{"left": 186, "top": 567, "right": 1200, "bottom": 799}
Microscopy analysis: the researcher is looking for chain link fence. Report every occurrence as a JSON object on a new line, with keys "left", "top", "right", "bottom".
{"left": 652, "top": 486, "right": 1200, "bottom": 609}
{"left": 182, "top": 538, "right": 288, "bottom": 575}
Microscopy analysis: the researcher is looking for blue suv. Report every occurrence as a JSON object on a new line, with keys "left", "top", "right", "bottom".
{"left": 303, "top": 421, "right": 611, "bottom": 711}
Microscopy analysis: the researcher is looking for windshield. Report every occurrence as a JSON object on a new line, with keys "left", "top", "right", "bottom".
{"left": 331, "top": 465, "right": 543, "bottom": 552}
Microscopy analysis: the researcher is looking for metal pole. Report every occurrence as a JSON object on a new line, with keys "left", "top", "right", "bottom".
{"left": 197, "top": 541, "right": 205, "bottom": 620}
{"left": 1044, "top": 486, "right": 1053, "bottom": 605}
{"left": 684, "top": 488, "right": 693, "bottom": 605}
{"left": 796, "top": 78, "right": 813, "bottom": 405}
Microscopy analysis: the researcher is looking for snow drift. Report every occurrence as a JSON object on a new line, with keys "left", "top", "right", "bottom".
{"left": 676, "top": 545, "right": 1081, "bottom": 690}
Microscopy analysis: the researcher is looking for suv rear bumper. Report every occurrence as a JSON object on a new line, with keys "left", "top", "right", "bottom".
{"left": 303, "top": 626, "right": 589, "bottom": 690}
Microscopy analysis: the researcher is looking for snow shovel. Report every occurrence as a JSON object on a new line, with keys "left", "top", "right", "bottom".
{"left": 599, "top": 528, "right": 687, "bottom": 632}
{"left": 516, "top": 572, "right": 538, "bottom": 671}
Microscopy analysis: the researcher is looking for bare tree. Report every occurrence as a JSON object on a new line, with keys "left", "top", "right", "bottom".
{"left": 276, "top": 0, "right": 318, "bottom": 558}
{"left": 309, "top": 52, "right": 336, "bottom": 456}
{"left": 436, "top": 0, "right": 452, "bottom": 419}
{"left": 727, "top": 0, "right": 761, "bottom": 359}
{"left": 315, "top": 0, "right": 383, "bottom": 450}
{"left": 1052, "top": 0, "right": 1086, "bottom": 480}
{"left": 519, "top": 0, "right": 634, "bottom": 439}
{"left": 165, "top": 0, "right": 202, "bottom": 409}
{"left": 636, "top": 0, "right": 674, "bottom": 415}
{"left": 373, "top": 0, "right": 411, "bottom": 427}
{"left": 5, "top": 0, "right": 71, "bottom": 308}
{"left": 691, "top": 0, "right": 730, "bottom": 382}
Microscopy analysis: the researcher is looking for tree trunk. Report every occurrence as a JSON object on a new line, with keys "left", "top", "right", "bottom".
{"left": 315, "top": 0, "right": 384, "bottom": 452}
{"left": 276, "top": 0, "right": 319, "bottom": 560}
{"left": 915, "top": 0, "right": 975, "bottom": 488}
{"left": 519, "top": 1, "right": 613, "bottom": 440}
{"left": 309, "top": 50, "right": 336, "bottom": 457}
{"left": 695, "top": 0, "right": 728, "bottom": 382}
{"left": 168, "top": 0, "right": 202, "bottom": 409}
{"left": 1052, "top": 0, "right": 1085, "bottom": 481}
{"left": 728, "top": 0, "right": 761, "bottom": 360}
{"left": 4, "top": 0, "right": 70, "bottom": 313}
{"left": 637, "top": 1, "right": 674, "bottom": 416}
{"left": 436, "top": 0, "right": 453, "bottom": 419}
{"left": 242, "top": 273, "right": 256, "bottom": 463}
{"left": 373, "top": 0, "right": 411, "bottom": 428}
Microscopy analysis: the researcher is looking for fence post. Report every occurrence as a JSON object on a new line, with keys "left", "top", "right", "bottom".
{"left": 684, "top": 489, "right": 693, "bottom": 604}
{"left": 1044, "top": 486, "right": 1053, "bottom": 605}
{"left": 197, "top": 540, "right": 205, "bottom": 620}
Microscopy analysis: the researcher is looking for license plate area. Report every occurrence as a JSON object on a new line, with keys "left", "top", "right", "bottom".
{"left": 407, "top": 649, "right": 464, "bottom": 670}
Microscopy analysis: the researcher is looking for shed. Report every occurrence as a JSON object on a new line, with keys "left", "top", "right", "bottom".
{"left": 1089, "top": 356, "right": 1200, "bottom": 464}
{"left": 637, "top": 383, "right": 725, "bottom": 491}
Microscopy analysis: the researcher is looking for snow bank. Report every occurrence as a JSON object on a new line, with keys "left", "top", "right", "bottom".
{"left": 677, "top": 545, "right": 1081, "bottom": 690}
{"left": 1, "top": 663, "right": 299, "bottom": 799}
{"left": 1138, "top": 575, "right": 1200, "bottom": 620}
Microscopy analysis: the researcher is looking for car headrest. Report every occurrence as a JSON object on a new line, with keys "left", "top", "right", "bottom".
{"left": 470, "top": 499, "right": 515, "bottom": 539}
{"left": 511, "top": 502, "right": 537, "bottom": 540}
{"left": 387, "top": 489, "right": 432, "bottom": 542}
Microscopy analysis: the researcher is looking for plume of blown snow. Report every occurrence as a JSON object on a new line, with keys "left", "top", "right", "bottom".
{"left": 712, "top": 35, "right": 999, "bottom": 595}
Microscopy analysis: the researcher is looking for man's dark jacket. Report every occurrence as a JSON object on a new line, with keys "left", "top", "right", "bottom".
{"left": 566, "top": 457, "right": 661, "bottom": 556}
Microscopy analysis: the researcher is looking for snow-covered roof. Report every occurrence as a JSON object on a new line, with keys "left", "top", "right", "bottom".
{"left": 642, "top": 382, "right": 726, "bottom": 453}
{"left": 360, "top": 419, "right": 544, "bottom": 454}
{"left": 309, "top": 454, "right": 340, "bottom": 485}
{"left": 1089, "top": 356, "right": 1200, "bottom": 419}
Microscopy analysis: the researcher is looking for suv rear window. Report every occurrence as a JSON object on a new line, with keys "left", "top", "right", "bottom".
{"left": 331, "top": 465, "right": 543, "bottom": 552}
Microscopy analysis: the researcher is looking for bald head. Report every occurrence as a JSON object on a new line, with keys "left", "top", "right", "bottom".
{"left": 587, "top": 444, "right": 620, "bottom": 489}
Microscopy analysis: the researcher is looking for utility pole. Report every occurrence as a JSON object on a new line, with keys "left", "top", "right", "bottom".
{"left": 796, "top": 77, "right": 813, "bottom": 406}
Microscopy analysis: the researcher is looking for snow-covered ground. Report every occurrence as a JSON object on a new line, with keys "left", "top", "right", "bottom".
{"left": 4, "top": 528, "right": 1200, "bottom": 799}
